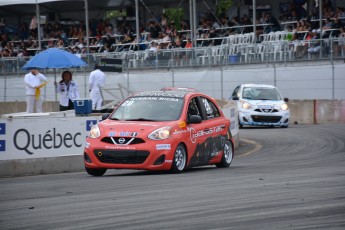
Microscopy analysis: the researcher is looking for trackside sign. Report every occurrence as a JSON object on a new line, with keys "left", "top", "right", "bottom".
{"left": 0, "top": 115, "right": 100, "bottom": 160}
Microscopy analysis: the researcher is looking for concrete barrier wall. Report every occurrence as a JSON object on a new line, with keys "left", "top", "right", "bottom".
{"left": 0, "top": 156, "right": 84, "bottom": 177}
{"left": 288, "top": 100, "right": 345, "bottom": 124}
{"left": 314, "top": 100, "right": 345, "bottom": 124}
{"left": 0, "top": 101, "right": 59, "bottom": 115}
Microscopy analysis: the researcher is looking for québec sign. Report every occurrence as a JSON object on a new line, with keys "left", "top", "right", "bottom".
{"left": 13, "top": 128, "right": 82, "bottom": 155}
{"left": 0, "top": 116, "right": 100, "bottom": 160}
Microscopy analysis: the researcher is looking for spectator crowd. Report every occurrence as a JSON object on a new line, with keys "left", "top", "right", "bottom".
{"left": 0, "top": 2, "right": 345, "bottom": 59}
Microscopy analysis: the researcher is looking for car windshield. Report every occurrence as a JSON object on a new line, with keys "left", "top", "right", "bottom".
{"left": 243, "top": 87, "right": 282, "bottom": 100}
{"left": 110, "top": 96, "right": 184, "bottom": 121}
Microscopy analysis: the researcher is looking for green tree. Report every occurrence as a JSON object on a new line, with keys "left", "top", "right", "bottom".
{"left": 164, "top": 8, "right": 184, "bottom": 31}
{"left": 216, "top": 0, "right": 233, "bottom": 16}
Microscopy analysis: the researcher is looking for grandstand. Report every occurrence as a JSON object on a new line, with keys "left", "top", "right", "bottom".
{"left": 0, "top": 0, "right": 345, "bottom": 73}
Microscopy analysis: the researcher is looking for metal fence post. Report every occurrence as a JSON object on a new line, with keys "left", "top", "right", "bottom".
{"left": 330, "top": 37, "right": 335, "bottom": 100}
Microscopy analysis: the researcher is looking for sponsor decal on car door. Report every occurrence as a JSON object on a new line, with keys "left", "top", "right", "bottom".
{"left": 188, "top": 97, "right": 226, "bottom": 166}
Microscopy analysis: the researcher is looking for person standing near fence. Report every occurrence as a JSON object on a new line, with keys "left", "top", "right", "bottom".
{"left": 54, "top": 70, "right": 80, "bottom": 111}
{"left": 89, "top": 63, "right": 105, "bottom": 110}
{"left": 24, "top": 69, "right": 48, "bottom": 113}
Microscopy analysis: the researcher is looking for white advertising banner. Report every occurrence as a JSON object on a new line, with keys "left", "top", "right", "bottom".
{"left": 0, "top": 115, "right": 101, "bottom": 160}
{"left": 219, "top": 101, "right": 239, "bottom": 138}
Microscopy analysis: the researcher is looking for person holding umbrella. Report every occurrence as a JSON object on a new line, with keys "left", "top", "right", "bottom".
{"left": 54, "top": 70, "right": 80, "bottom": 111}
{"left": 89, "top": 64, "right": 105, "bottom": 110}
{"left": 22, "top": 48, "right": 87, "bottom": 101}
{"left": 24, "top": 69, "right": 48, "bottom": 113}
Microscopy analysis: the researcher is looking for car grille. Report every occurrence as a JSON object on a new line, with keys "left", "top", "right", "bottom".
{"left": 94, "top": 149, "right": 150, "bottom": 164}
{"left": 101, "top": 137, "right": 145, "bottom": 145}
{"left": 254, "top": 108, "right": 279, "bottom": 113}
{"left": 251, "top": 115, "right": 282, "bottom": 123}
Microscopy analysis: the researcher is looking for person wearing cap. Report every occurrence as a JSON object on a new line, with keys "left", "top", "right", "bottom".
{"left": 89, "top": 64, "right": 105, "bottom": 110}
{"left": 24, "top": 69, "right": 48, "bottom": 113}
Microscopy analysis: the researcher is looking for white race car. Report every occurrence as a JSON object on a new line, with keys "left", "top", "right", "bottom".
{"left": 230, "top": 84, "right": 290, "bottom": 128}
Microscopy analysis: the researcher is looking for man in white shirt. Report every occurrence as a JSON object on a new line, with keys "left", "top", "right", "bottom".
{"left": 89, "top": 64, "right": 106, "bottom": 110}
{"left": 24, "top": 69, "right": 48, "bottom": 113}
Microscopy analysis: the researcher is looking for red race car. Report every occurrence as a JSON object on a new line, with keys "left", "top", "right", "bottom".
{"left": 84, "top": 90, "right": 234, "bottom": 176}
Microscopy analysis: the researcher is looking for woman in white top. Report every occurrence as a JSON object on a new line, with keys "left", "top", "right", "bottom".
{"left": 55, "top": 70, "right": 80, "bottom": 111}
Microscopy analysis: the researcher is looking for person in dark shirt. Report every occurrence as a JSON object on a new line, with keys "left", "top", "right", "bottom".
{"left": 331, "top": 17, "right": 343, "bottom": 37}
{"left": 148, "top": 21, "right": 161, "bottom": 40}
{"left": 264, "top": 13, "right": 281, "bottom": 33}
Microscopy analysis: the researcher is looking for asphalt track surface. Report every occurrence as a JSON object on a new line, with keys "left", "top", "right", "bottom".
{"left": 0, "top": 124, "right": 344, "bottom": 230}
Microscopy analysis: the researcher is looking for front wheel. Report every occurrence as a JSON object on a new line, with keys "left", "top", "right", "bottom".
{"left": 170, "top": 144, "right": 187, "bottom": 173}
{"left": 85, "top": 166, "right": 107, "bottom": 176}
{"left": 216, "top": 140, "right": 233, "bottom": 168}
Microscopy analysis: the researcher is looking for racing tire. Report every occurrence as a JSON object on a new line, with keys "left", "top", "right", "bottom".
{"left": 281, "top": 125, "right": 289, "bottom": 128}
{"left": 170, "top": 144, "right": 187, "bottom": 174}
{"left": 216, "top": 140, "right": 233, "bottom": 168}
{"left": 85, "top": 166, "right": 107, "bottom": 176}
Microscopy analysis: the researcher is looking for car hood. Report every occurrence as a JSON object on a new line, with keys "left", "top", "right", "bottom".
{"left": 99, "top": 120, "right": 178, "bottom": 137}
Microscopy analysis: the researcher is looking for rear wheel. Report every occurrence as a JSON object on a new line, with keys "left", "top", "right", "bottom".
{"left": 85, "top": 166, "right": 107, "bottom": 176}
{"left": 170, "top": 144, "right": 187, "bottom": 173}
{"left": 216, "top": 140, "right": 233, "bottom": 168}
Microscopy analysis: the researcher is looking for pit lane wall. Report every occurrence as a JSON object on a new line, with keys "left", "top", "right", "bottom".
{"left": 0, "top": 103, "right": 239, "bottom": 177}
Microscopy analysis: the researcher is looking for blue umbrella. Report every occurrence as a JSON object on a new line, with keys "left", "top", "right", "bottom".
{"left": 22, "top": 48, "right": 87, "bottom": 101}
{"left": 22, "top": 48, "right": 87, "bottom": 70}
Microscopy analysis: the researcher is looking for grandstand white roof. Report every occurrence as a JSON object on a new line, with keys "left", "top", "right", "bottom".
{"left": 0, "top": 0, "right": 78, "bottom": 6}
{"left": 0, "top": 0, "right": 175, "bottom": 18}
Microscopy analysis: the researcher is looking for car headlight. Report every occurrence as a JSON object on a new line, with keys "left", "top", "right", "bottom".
{"left": 281, "top": 103, "right": 289, "bottom": 111}
{"left": 148, "top": 126, "right": 171, "bottom": 140}
{"left": 89, "top": 124, "right": 100, "bottom": 138}
{"left": 242, "top": 101, "right": 252, "bottom": 109}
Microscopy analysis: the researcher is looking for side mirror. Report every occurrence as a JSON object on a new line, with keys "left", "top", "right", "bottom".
{"left": 232, "top": 96, "right": 239, "bottom": 100}
{"left": 188, "top": 115, "right": 202, "bottom": 124}
{"left": 284, "top": 98, "right": 289, "bottom": 102}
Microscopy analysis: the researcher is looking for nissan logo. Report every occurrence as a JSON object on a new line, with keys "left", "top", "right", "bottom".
{"left": 118, "top": 138, "right": 126, "bottom": 144}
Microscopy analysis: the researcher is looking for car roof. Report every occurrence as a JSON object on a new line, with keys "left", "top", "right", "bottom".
{"left": 239, "top": 84, "right": 277, "bottom": 89}
{"left": 130, "top": 90, "right": 192, "bottom": 98}
{"left": 161, "top": 87, "right": 198, "bottom": 92}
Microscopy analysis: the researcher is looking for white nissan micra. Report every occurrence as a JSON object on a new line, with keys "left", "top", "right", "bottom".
{"left": 230, "top": 84, "right": 290, "bottom": 128}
